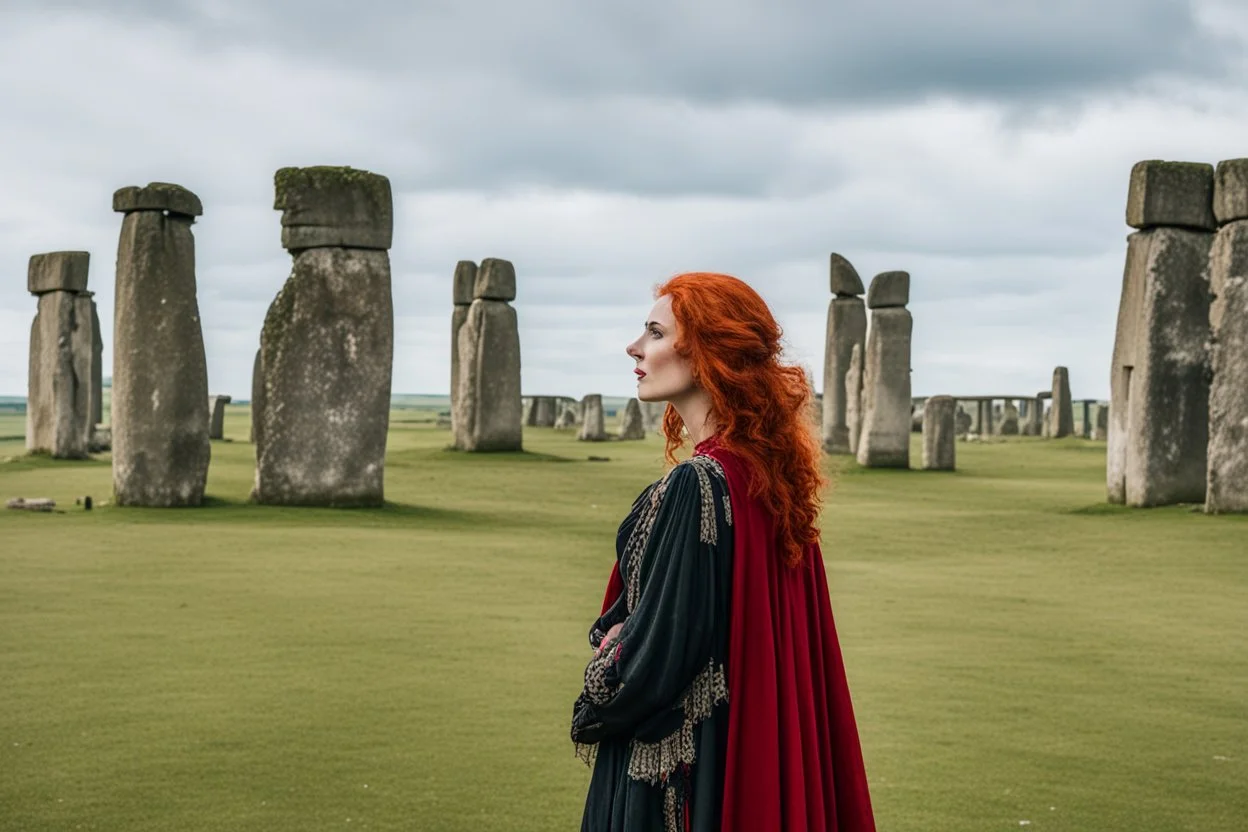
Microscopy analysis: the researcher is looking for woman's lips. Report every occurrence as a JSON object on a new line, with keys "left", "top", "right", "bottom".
{"left": 635, "top": 370, "right": 646, "bottom": 379}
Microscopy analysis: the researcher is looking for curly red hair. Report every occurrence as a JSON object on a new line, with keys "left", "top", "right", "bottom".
{"left": 656, "top": 272, "right": 827, "bottom": 566}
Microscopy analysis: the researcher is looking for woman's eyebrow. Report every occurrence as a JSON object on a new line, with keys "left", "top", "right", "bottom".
{"left": 645, "top": 321, "right": 665, "bottom": 330}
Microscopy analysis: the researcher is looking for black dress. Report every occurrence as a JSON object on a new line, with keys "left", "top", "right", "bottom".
{"left": 571, "top": 454, "right": 735, "bottom": 832}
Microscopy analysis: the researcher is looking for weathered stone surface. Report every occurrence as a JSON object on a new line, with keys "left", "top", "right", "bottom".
{"left": 473, "top": 258, "right": 516, "bottom": 302}
{"left": 619, "top": 398, "right": 645, "bottom": 440}
{"left": 26, "top": 291, "right": 93, "bottom": 458}
{"left": 578, "top": 394, "right": 608, "bottom": 442}
{"left": 453, "top": 299, "right": 522, "bottom": 451}
{"left": 856, "top": 307, "right": 912, "bottom": 468}
{"left": 28, "top": 251, "right": 90, "bottom": 295}
{"left": 998, "top": 400, "right": 1019, "bottom": 435}
{"left": 249, "top": 348, "right": 262, "bottom": 444}
{"left": 1206, "top": 219, "right": 1248, "bottom": 512}
{"left": 274, "top": 166, "right": 392, "bottom": 251}
{"left": 555, "top": 403, "right": 578, "bottom": 430}
{"left": 829, "top": 253, "right": 864, "bottom": 296}
{"left": 954, "top": 405, "right": 972, "bottom": 435}
{"left": 1126, "top": 160, "right": 1215, "bottom": 231}
{"left": 1108, "top": 227, "right": 1213, "bottom": 506}
{"left": 845, "top": 343, "right": 864, "bottom": 456}
{"left": 1214, "top": 159, "right": 1248, "bottom": 225}
{"left": 977, "top": 400, "right": 994, "bottom": 436}
{"left": 866, "top": 271, "right": 910, "bottom": 309}
{"left": 822, "top": 296, "right": 867, "bottom": 454}
{"left": 921, "top": 395, "right": 956, "bottom": 470}
{"left": 910, "top": 403, "right": 923, "bottom": 433}
{"left": 112, "top": 210, "right": 210, "bottom": 506}
{"left": 89, "top": 424, "right": 111, "bottom": 452}
{"left": 1024, "top": 396, "right": 1044, "bottom": 436}
{"left": 89, "top": 298, "right": 103, "bottom": 427}
{"left": 640, "top": 400, "right": 665, "bottom": 433}
{"left": 453, "top": 260, "right": 477, "bottom": 306}
{"left": 533, "top": 396, "right": 557, "bottom": 427}
{"left": 1050, "top": 369, "right": 1074, "bottom": 438}
{"left": 1094, "top": 405, "right": 1108, "bottom": 441}
{"left": 208, "top": 394, "right": 232, "bottom": 440}
{"left": 254, "top": 247, "right": 393, "bottom": 505}
{"left": 113, "top": 183, "right": 204, "bottom": 217}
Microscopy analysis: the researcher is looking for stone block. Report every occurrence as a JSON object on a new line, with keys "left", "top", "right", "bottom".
{"left": 619, "top": 398, "right": 645, "bottom": 440}
{"left": 1094, "top": 405, "right": 1108, "bottom": 441}
{"left": 866, "top": 271, "right": 910, "bottom": 308}
{"left": 453, "top": 260, "right": 477, "bottom": 306}
{"left": 1213, "top": 158, "right": 1248, "bottom": 225}
{"left": 26, "top": 291, "right": 93, "bottom": 458}
{"left": 829, "top": 253, "right": 864, "bottom": 296}
{"left": 844, "top": 343, "right": 864, "bottom": 456}
{"left": 578, "top": 394, "right": 608, "bottom": 442}
{"left": 473, "top": 257, "right": 516, "bottom": 301}
{"left": 1050, "top": 368, "right": 1074, "bottom": 438}
{"left": 250, "top": 349, "right": 262, "bottom": 445}
{"left": 954, "top": 405, "right": 972, "bottom": 435}
{"left": 450, "top": 304, "right": 470, "bottom": 437}
{"left": 921, "top": 395, "right": 956, "bottom": 470}
{"left": 274, "top": 166, "right": 393, "bottom": 251}
{"left": 89, "top": 298, "right": 103, "bottom": 426}
{"left": 113, "top": 183, "right": 203, "bottom": 217}
{"left": 208, "top": 394, "right": 231, "bottom": 440}
{"left": 112, "top": 211, "right": 210, "bottom": 506}
{"left": 821, "top": 296, "right": 867, "bottom": 454}
{"left": 254, "top": 247, "right": 393, "bottom": 505}
{"left": 856, "top": 307, "right": 912, "bottom": 468}
{"left": 28, "top": 251, "right": 90, "bottom": 295}
{"left": 998, "top": 400, "right": 1019, "bottom": 435}
{"left": 453, "top": 298, "right": 522, "bottom": 451}
{"left": 1206, "top": 219, "right": 1248, "bottom": 512}
{"left": 1107, "top": 227, "right": 1213, "bottom": 506}
{"left": 1126, "top": 160, "right": 1215, "bottom": 231}
{"left": 534, "top": 396, "right": 557, "bottom": 428}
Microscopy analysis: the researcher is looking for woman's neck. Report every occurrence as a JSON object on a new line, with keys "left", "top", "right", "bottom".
{"left": 671, "top": 390, "right": 718, "bottom": 447}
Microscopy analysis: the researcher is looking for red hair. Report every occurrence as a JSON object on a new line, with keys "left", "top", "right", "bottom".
{"left": 657, "top": 272, "right": 827, "bottom": 566}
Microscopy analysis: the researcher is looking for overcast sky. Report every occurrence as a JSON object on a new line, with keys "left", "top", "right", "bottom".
{"left": 2, "top": 0, "right": 1246, "bottom": 400}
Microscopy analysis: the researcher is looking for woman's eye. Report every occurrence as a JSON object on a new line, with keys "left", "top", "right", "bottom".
{"left": 649, "top": 328, "right": 662, "bottom": 339}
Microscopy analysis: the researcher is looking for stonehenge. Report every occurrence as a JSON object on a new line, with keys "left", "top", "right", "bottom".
{"left": 578, "top": 394, "right": 608, "bottom": 442}
{"left": 1050, "top": 367, "right": 1074, "bottom": 438}
{"left": 856, "top": 271, "right": 913, "bottom": 468}
{"left": 845, "top": 343, "right": 864, "bottom": 456}
{"left": 254, "top": 167, "right": 395, "bottom": 506}
{"left": 640, "top": 400, "right": 665, "bottom": 434}
{"left": 111, "top": 183, "right": 211, "bottom": 506}
{"left": 450, "top": 261, "right": 476, "bottom": 439}
{"left": 208, "top": 395, "right": 232, "bottom": 440}
{"left": 554, "top": 402, "right": 579, "bottom": 430}
{"left": 524, "top": 396, "right": 558, "bottom": 428}
{"left": 921, "top": 395, "right": 956, "bottom": 470}
{"left": 453, "top": 258, "right": 523, "bottom": 452}
{"left": 618, "top": 398, "right": 645, "bottom": 440}
{"left": 1206, "top": 158, "right": 1248, "bottom": 512}
{"left": 1108, "top": 161, "right": 1215, "bottom": 507}
{"left": 26, "top": 252, "right": 95, "bottom": 459}
{"left": 998, "top": 400, "right": 1019, "bottom": 436}
{"left": 822, "top": 253, "right": 867, "bottom": 454}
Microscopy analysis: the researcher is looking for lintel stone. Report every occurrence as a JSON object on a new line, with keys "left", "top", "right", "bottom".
{"left": 1126, "top": 160, "right": 1215, "bottom": 231}
{"left": 274, "top": 166, "right": 393, "bottom": 251}
{"left": 1214, "top": 158, "right": 1248, "bottom": 225}
{"left": 866, "top": 271, "right": 910, "bottom": 308}
{"left": 453, "top": 261, "right": 477, "bottom": 306}
{"left": 829, "top": 253, "right": 865, "bottom": 296}
{"left": 113, "top": 183, "right": 203, "bottom": 217}
{"left": 28, "top": 251, "right": 89, "bottom": 295}
{"left": 474, "top": 258, "right": 516, "bottom": 301}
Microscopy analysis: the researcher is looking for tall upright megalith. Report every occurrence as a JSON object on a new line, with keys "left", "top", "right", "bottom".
{"left": 111, "top": 183, "right": 211, "bottom": 506}
{"left": 249, "top": 348, "right": 262, "bottom": 444}
{"left": 254, "top": 166, "right": 394, "bottom": 506}
{"left": 453, "top": 258, "right": 522, "bottom": 452}
{"left": 857, "top": 271, "right": 913, "bottom": 468}
{"left": 449, "top": 260, "right": 476, "bottom": 442}
{"left": 1206, "top": 158, "right": 1248, "bottom": 512}
{"left": 1050, "top": 368, "right": 1074, "bottom": 438}
{"left": 578, "top": 394, "right": 607, "bottom": 442}
{"left": 1108, "top": 160, "right": 1215, "bottom": 506}
{"left": 619, "top": 398, "right": 645, "bottom": 440}
{"left": 921, "top": 395, "right": 956, "bottom": 471}
{"left": 845, "top": 343, "right": 864, "bottom": 455}
{"left": 26, "top": 251, "right": 94, "bottom": 459}
{"left": 822, "top": 254, "right": 868, "bottom": 454}
{"left": 89, "top": 295, "right": 103, "bottom": 427}
{"left": 208, "top": 395, "right": 232, "bottom": 440}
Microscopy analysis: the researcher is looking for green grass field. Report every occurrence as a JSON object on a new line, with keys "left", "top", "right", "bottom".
{"left": 1, "top": 408, "right": 1245, "bottom": 831}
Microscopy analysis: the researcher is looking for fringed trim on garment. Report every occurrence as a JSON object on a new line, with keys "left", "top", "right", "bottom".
{"left": 686, "top": 454, "right": 730, "bottom": 544}
{"left": 626, "top": 660, "right": 728, "bottom": 786}
{"left": 583, "top": 636, "right": 623, "bottom": 705}
{"left": 575, "top": 741, "right": 598, "bottom": 768}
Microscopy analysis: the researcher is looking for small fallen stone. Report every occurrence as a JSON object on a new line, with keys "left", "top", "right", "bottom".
{"left": 7, "top": 498, "right": 56, "bottom": 512}
{"left": 587, "top": 456, "right": 611, "bottom": 462}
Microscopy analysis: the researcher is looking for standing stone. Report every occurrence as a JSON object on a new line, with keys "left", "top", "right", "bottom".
{"left": 619, "top": 398, "right": 645, "bottom": 440}
{"left": 555, "top": 403, "right": 578, "bottom": 430}
{"left": 1049, "top": 368, "right": 1074, "bottom": 438}
{"left": 822, "top": 253, "right": 867, "bottom": 454}
{"left": 1094, "top": 405, "right": 1109, "bottom": 441}
{"left": 844, "top": 343, "right": 864, "bottom": 456}
{"left": 254, "top": 167, "right": 394, "bottom": 506}
{"left": 534, "top": 397, "right": 557, "bottom": 428}
{"left": 998, "top": 400, "right": 1020, "bottom": 435}
{"left": 954, "top": 405, "right": 972, "bottom": 436}
{"left": 208, "top": 395, "right": 232, "bottom": 440}
{"left": 450, "top": 261, "right": 476, "bottom": 441}
{"left": 89, "top": 296, "right": 103, "bottom": 427}
{"left": 1024, "top": 396, "right": 1045, "bottom": 436}
{"left": 857, "top": 271, "right": 912, "bottom": 468}
{"left": 977, "top": 400, "right": 994, "bottom": 437}
{"left": 640, "top": 400, "right": 665, "bottom": 433}
{"left": 1109, "top": 169, "right": 1214, "bottom": 506}
{"left": 26, "top": 255, "right": 94, "bottom": 459}
{"left": 578, "top": 394, "right": 607, "bottom": 442}
{"left": 111, "top": 184, "right": 210, "bottom": 506}
{"left": 249, "top": 348, "right": 262, "bottom": 444}
{"left": 921, "top": 395, "right": 956, "bottom": 471}
{"left": 1206, "top": 169, "right": 1248, "bottom": 512}
{"left": 453, "top": 258, "right": 522, "bottom": 452}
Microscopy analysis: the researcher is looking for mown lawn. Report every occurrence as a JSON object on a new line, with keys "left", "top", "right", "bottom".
{"left": 1, "top": 408, "right": 1245, "bottom": 831}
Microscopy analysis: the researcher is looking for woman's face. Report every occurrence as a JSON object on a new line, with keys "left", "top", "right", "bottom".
{"left": 625, "top": 295, "right": 696, "bottom": 403}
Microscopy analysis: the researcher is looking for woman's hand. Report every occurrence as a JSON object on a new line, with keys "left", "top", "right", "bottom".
{"left": 598, "top": 622, "right": 624, "bottom": 654}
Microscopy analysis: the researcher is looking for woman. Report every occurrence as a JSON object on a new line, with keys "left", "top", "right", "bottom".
{"left": 571, "top": 272, "right": 876, "bottom": 832}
